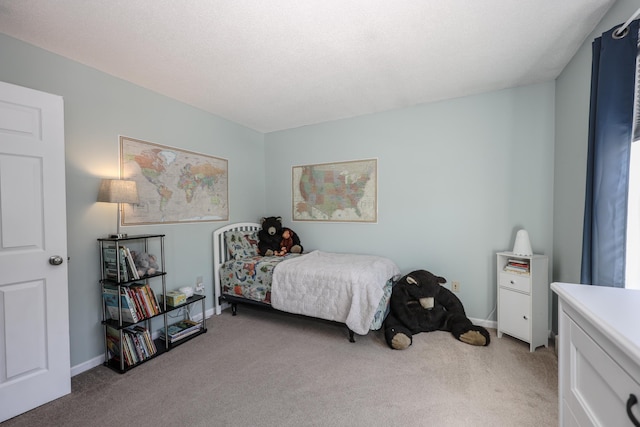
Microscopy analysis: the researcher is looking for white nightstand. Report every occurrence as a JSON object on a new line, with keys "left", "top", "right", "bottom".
{"left": 496, "top": 251, "right": 549, "bottom": 352}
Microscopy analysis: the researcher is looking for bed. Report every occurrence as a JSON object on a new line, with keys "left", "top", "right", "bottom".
{"left": 213, "top": 222, "right": 401, "bottom": 341}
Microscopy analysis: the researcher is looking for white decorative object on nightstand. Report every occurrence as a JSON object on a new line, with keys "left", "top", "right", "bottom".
{"left": 496, "top": 251, "right": 549, "bottom": 352}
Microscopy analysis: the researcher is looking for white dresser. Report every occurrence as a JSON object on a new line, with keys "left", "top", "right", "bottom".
{"left": 552, "top": 282, "right": 640, "bottom": 426}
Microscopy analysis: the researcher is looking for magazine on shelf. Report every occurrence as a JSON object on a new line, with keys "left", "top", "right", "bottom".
{"left": 159, "top": 319, "right": 201, "bottom": 343}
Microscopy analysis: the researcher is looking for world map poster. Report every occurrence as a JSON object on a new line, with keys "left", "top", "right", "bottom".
{"left": 292, "top": 159, "right": 377, "bottom": 222}
{"left": 120, "top": 136, "right": 228, "bottom": 224}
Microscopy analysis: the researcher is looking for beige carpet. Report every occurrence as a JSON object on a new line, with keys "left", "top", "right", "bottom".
{"left": 2, "top": 305, "right": 558, "bottom": 427}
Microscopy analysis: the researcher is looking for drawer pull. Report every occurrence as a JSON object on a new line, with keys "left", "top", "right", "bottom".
{"left": 627, "top": 394, "right": 640, "bottom": 426}
{"left": 523, "top": 316, "right": 528, "bottom": 320}
{"left": 510, "top": 280, "right": 515, "bottom": 284}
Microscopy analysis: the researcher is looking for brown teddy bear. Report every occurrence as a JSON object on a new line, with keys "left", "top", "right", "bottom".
{"left": 258, "top": 216, "right": 303, "bottom": 256}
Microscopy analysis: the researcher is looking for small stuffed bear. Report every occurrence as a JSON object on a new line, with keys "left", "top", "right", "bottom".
{"left": 131, "top": 251, "right": 160, "bottom": 277}
{"left": 384, "top": 269, "right": 490, "bottom": 350}
{"left": 258, "top": 216, "right": 303, "bottom": 256}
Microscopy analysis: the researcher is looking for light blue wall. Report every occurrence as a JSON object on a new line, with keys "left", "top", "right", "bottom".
{"left": 0, "top": 34, "right": 266, "bottom": 367}
{"left": 264, "top": 82, "right": 556, "bottom": 321}
{"left": 4, "top": 2, "right": 612, "bottom": 366}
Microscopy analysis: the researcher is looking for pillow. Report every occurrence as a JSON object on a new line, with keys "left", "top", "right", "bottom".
{"left": 225, "top": 230, "right": 259, "bottom": 260}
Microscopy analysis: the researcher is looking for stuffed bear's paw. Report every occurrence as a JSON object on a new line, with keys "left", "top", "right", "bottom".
{"left": 459, "top": 328, "right": 490, "bottom": 346}
{"left": 265, "top": 249, "right": 274, "bottom": 256}
{"left": 290, "top": 245, "right": 302, "bottom": 254}
{"left": 391, "top": 333, "right": 412, "bottom": 350}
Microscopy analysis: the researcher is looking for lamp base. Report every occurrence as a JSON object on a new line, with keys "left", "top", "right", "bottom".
{"left": 109, "top": 233, "right": 128, "bottom": 239}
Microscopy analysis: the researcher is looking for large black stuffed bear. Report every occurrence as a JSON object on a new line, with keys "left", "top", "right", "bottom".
{"left": 258, "top": 216, "right": 303, "bottom": 256}
{"left": 384, "top": 270, "right": 490, "bottom": 349}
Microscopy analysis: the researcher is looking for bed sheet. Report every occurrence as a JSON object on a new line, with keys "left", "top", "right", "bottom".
{"left": 272, "top": 251, "right": 400, "bottom": 334}
{"left": 219, "top": 252, "right": 396, "bottom": 331}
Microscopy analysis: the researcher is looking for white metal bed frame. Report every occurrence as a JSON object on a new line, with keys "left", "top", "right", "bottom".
{"left": 212, "top": 222, "right": 261, "bottom": 315}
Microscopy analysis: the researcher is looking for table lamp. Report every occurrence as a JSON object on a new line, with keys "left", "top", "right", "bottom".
{"left": 97, "top": 178, "right": 139, "bottom": 238}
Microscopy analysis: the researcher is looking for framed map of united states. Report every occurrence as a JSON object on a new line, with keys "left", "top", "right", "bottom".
{"left": 120, "top": 136, "right": 228, "bottom": 224}
{"left": 292, "top": 158, "right": 377, "bottom": 222}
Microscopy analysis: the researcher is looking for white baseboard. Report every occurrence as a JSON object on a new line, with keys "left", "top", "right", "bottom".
{"left": 470, "top": 317, "right": 497, "bottom": 330}
{"left": 71, "top": 355, "right": 104, "bottom": 377}
{"left": 217, "top": 301, "right": 230, "bottom": 314}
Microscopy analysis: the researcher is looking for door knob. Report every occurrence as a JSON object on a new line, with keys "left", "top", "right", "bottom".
{"left": 49, "top": 255, "right": 64, "bottom": 265}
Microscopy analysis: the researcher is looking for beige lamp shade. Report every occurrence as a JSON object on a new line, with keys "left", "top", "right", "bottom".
{"left": 512, "top": 229, "right": 533, "bottom": 256}
{"left": 97, "top": 179, "right": 139, "bottom": 204}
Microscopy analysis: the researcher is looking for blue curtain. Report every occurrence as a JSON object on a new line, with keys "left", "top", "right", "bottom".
{"left": 581, "top": 21, "right": 639, "bottom": 287}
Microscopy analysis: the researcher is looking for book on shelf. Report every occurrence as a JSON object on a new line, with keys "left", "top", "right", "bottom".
{"left": 105, "top": 326, "right": 122, "bottom": 362}
{"left": 107, "top": 325, "right": 136, "bottom": 366}
{"left": 102, "top": 247, "right": 119, "bottom": 280}
{"left": 133, "top": 325, "right": 157, "bottom": 355}
{"left": 102, "top": 284, "right": 140, "bottom": 324}
{"left": 102, "top": 244, "right": 142, "bottom": 282}
{"left": 504, "top": 258, "right": 530, "bottom": 274}
{"left": 119, "top": 247, "right": 137, "bottom": 281}
{"left": 159, "top": 319, "right": 201, "bottom": 343}
{"left": 119, "top": 287, "right": 139, "bottom": 323}
{"left": 122, "top": 246, "right": 140, "bottom": 280}
{"left": 118, "top": 247, "right": 129, "bottom": 282}
{"left": 123, "top": 332, "right": 139, "bottom": 365}
{"left": 128, "top": 285, "right": 149, "bottom": 318}
{"left": 142, "top": 284, "right": 161, "bottom": 314}
{"left": 127, "top": 286, "right": 147, "bottom": 320}
{"left": 103, "top": 282, "right": 161, "bottom": 324}
{"left": 126, "top": 327, "right": 147, "bottom": 361}
{"left": 103, "top": 245, "right": 131, "bottom": 282}
{"left": 106, "top": 325, "right": 157, "bottom": 367}
{"left": 129, "top": 283, "right": 160, "bottom": 317}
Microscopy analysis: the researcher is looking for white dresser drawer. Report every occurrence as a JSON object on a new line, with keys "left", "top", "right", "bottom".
{"left": 565, "top": 315, "right": 640, "bottom": 426}
{"left": 553, "top": 282, "right": 640, "bottom": 427}
{"left": 499, "top": 272, "right": 531, "bottom": 294}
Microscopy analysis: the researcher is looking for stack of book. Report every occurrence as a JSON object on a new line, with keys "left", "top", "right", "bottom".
{"left": 106, "top": 325, "right": 157, "bottom": 367}
{"left": 159, "top": 320, "right": 202, "bottom": 344}
{"left": 128, "top": 283, "right": 161, "bottom": 318}
{"left": 103, "top": 245, "right": 140, "bottom": 282}
{"left": 504, "top": 258, "right": 530, "bottom": 274}
{"left": 103, "top": 283, "right": 161, "bottom": 324}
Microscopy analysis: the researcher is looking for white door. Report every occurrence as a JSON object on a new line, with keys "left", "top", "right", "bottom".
{"left": 0, "top": 81, "right": 70, "bottom": 422}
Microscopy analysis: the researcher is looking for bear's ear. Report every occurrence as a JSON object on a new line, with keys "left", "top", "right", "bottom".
{"left": 406, "top": 276, "right": 418, "bottom": 285}
{"left": 437, "top": 276, "right": 446, "bottom": 284}
{"left": 261, "top": 217, "right": 266, "bottom": 224}
{"left": 276, "top": 216, "right": 282, "bottom": 222}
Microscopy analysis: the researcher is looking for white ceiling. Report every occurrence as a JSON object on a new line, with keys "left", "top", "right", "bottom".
{"left": 0, "top": 0, "right": 616, "bottom": 132}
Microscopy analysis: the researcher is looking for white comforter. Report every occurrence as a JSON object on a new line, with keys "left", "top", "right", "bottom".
{"left": 271, "top": 250, "right": 400, "bottom": 335}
